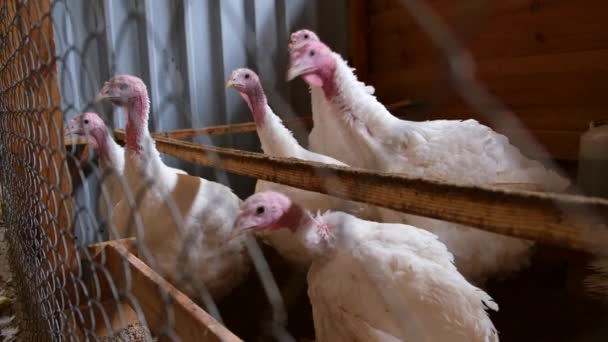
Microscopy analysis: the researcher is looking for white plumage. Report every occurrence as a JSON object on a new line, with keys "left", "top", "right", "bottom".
{"left": 288, "top": 38, "right": 570, "bottom": 283}
{"left": 66, "top": 112, "right": 186, "bottom": 240}
{"left": 66, "top": 112, "right": 126, "bottom": 233}
{"left": 288, "top": 29, "right": 375, "bottom": 158}
{"left": 227, "top": 68, "right": 377, "bottom": 268}
{"left": 233, "top": 191, "right": 499, "bottom": 342}
{"left": 98, "top": 75, "right": 249, "bottom": 299}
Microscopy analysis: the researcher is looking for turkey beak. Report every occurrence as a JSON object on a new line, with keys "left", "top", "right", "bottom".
{"left": 64, "top": 119, "right": 81, "bottom": 136}
{"left": 286, "top": 63, "right": 311, "bottom": 81}
{"left": 286, "top": 64, "right": 301, "bottom": 81}
{"left": 225, "top": 80, "right": 235, "bottom": 89}
{"left": 288, "top": 42, "right": 294, "bottom": 50}
{"left": 230, "top": 217, "right": 258, "bottom": 241}
{"left": 229, "top": 226, "right": 254, "bottom": 241}
{"left": 96, "top": 82, "right": 117, "bottom": 102}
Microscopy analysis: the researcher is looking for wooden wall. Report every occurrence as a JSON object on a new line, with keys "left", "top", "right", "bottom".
{"left": 351, "top": 0, "right": 608, "bottom": 160}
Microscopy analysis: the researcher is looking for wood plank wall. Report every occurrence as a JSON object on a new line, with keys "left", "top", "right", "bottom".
{"left": 351, "top": 0, "right": 608, "bottom": 160}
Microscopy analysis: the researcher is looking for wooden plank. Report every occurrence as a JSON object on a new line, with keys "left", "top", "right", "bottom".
{"left": 348, "top": 0, "right": 370, "bottom": 81}
{"left": 88, "top": 238, "right": 138, "bottom": 257}
{"left": 146, "top": 100, "right": 415, "bottom": 140}
{"left": 76, "top": 301, "right": 140, "bottom": 339}
{"left": 369, "top": 0, "right": 608, "bottom": 66}
{"left": 112, "top": 131, "right": 608, "bottom": 252}
{"left": 372, "top": 49, "right": 608, "bottom": 108}
{"left": 95, "top": 243, "right": 241, "bottom": 341}
{"left": 65, "top": 136, "right": 90, "bottom": 146}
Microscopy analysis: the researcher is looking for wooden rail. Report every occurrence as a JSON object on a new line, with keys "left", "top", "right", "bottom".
{"left": 113, "top": 130, "right": 608, "bottom": 253}
{"left": 150, "top": 100, "right": 415, "bottom": 140}
{"left": 83, "top": 240, "right": 241, "bottom": 341}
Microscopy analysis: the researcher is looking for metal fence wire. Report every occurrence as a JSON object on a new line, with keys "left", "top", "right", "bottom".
{"left": 0, "top": 0, "right": 607, "bottom": 341}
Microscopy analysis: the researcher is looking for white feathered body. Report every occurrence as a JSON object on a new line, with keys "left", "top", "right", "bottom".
{"left": 254, "top": 104, "right": 378, "bottom": 268}
{"left": 96, "top": 135, "right": 126, "bottom": 228}
{"left": 301, "top": 211, "right": 498, "bottom": 342}
{"left": 101, "top": 136, "right": 186, "bottom": 240}
{"left": 112, "top": 133, "right": 248, "bottom": 299}
{"left": 308, "top": 53, "right": 570, "bottom": 282}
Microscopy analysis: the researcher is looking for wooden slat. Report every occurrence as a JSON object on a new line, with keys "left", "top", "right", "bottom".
{"left": 88, "top": 238, "right": 138, "bottom": 257}
{"left": 65, "top": 136, "right": 89, "bottom": 146}
{"left": 112, "top": 131, "right": 608, "bottom": 252}
{"left": 146, "top": 100, "right": 415, "bottom": 140}
{"left": 372, "top": 49, "right": 608, "bottom": 109}
{"left": 369, "top": 0, "right": 608, "bottom": 67}
{"left": 93, "top": 242, "right": 241, "bottom": 341}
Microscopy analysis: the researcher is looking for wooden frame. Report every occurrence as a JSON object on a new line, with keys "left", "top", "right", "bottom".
{"left": 112, "top": 129, "right": 608, "bottom": 253}
{"left": 80, "top": 239, "right": 241, "bottom": 341}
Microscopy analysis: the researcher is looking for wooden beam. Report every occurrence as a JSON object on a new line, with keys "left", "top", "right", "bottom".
{"left": 112, "top": 131, "right": 608, "bottom": 252}
{"left": 144, "top": 100, "right": 414, "bottom": 140}
{"left": 88, "top": 242, "right": 241, "bottom": 341}
{"left": 65, "top": 136, "right": 90, "bottom": 146}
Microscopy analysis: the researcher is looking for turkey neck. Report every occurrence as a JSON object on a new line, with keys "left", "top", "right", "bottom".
{"left": 246, "top": 86, "right": 302, "bottom": 157}
{"left": 331, "top": 53, "right": 401, "bottom": 135}
{"left": 243, "top": 82, "right": 266, "bottom": 125}
{"left": 125, "top": 93, "right": 151, "bottom": 155}
{"left": 89, "top": 127, "right": 121, "bottom": 167}
{"left": 276, "top": 203, "right": 308, "bottom": 232}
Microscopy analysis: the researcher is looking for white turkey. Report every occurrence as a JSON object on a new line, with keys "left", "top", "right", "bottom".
{"left": 65, "top": 112, "right": 186, "bottom": 239}
{"left": 226, "top": 67, "right": 378, "bottom": 269}
{"left": 287, "top": 37, "right": 570, "bottom": 284}
{"left": 96, "top": 75, "right": 249, "bottom": 299}
{"left": 289, "top": 29, "right": 374, "bottom": 158}
{"left": 232, "top": 191, "right": 499, "bottom": 342}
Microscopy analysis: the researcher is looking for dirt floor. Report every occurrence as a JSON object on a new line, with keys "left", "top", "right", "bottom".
{"left": 0, "top": 224, "right": 22, "bottom": 341}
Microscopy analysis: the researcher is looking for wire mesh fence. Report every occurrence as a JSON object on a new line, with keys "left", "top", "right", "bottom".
{"left": 0, "top": 0, "right": 607, "bottom": 341}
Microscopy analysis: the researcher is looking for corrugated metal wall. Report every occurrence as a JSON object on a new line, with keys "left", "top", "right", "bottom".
{"left": 54, "top": 0, "right": 347, "bottom": 243}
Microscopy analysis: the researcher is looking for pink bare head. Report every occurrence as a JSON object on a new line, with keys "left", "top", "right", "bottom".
{"left": 288, "top": 29, "right": 320, "bottom": 50}
{"left": 96, "top": 75, "right": 150, "bottom": 153}
{"left": 96, "top": 74, "right": 148, "bottom": 108}
{"left": 66, "top": 112, "right": 107, "bottom": 148}
{"left": 231, "top": 191, "right": 304, "bottom": 239}
{"left": 225, "top": 68, "right": 263, "bottom": 96}
{"left": 286, "top": 40, "right": 336, "bottom": 90}
{"left": 226, "top": 68, "right": 267, "bottom": 123}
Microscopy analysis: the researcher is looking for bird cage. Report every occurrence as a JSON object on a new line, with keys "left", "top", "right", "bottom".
{"left": 0, "top": 0, "right": 607, "bottom": 341}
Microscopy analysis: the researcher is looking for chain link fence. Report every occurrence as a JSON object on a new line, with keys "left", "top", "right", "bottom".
{"left": 0, "top": 0, "right": 607, "bottom": 341}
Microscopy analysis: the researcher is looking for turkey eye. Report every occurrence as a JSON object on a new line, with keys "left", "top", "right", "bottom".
{"left": 256, "top": 206, "right": 265, "bottom": 215}
{"left": 309, "top": 50, "right": 315, "bottom": 57}
{"left": 244, "top": 73, "right": 250, "bottom": 79}
{"left": 83, "top": 119, "right": 89, "bottom": 124}
{"left": 304, "top": 34, "right": 309, "bottom": 39}
{"left": 119, "top": 83, "right": 129, "bottom": 90}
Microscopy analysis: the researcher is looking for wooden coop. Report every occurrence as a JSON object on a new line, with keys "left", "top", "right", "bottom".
{"left": 0, "top": 0, "right": 607, "bottom": 341}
